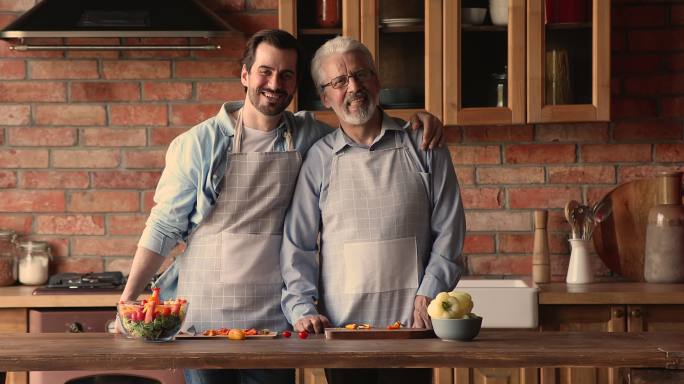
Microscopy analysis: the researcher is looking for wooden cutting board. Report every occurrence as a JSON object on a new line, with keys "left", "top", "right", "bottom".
{"left": 592, "top": 178, "right": 659, "bottom": 282}
{"left": 324, "top": 328, "right": 435, "bottom": 340}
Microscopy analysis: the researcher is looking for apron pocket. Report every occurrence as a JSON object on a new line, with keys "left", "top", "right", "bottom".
{"left": 219, "top": 233, "right": 283, "bottom": 285}
{"left": 343, "top": 236, "right": 419, "bottom": 294}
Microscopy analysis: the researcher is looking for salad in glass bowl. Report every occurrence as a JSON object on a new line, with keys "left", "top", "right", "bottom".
{"left": 118, "top": 288, "right": 188, "bottom": 342}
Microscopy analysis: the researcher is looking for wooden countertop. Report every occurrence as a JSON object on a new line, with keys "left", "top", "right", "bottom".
{"left": 0, "top": 286, "right": 122, "bottom": 308}
{"left": 538, "top": 283, "right": 684, "bottom": 305}
{"left": 0, "top": 331, "right": 682, "bottom": 371}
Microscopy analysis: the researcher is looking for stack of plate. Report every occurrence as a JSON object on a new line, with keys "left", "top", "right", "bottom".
{"left": 380, "top": 18, "right": 423, "bottom": 28}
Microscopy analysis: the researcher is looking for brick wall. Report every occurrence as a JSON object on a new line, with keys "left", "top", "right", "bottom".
{"left": 0, "top": 0, "right": 682, "bottom": 280}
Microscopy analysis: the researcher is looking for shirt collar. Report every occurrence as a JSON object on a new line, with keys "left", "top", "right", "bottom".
{"left": 331, "top": 108, "right": 408, "bottom": 154}
{"left": 216, "top": 101, "right": 289, "bottom": 138}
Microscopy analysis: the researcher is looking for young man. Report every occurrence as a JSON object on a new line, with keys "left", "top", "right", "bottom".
{"left": 280, "top": 36, "right": 466, "bottom": 384}
{"left": 118, "top": 30, "right": 444, "bottom": 384}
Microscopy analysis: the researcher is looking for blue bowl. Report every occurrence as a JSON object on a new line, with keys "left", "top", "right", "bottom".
{"left": 431, "top": 316, "right": 482, "bottom": 341}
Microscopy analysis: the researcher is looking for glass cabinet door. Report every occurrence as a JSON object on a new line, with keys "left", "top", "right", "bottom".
{"left": 444, "top": 0, "right": 526, "bottom": 125}
{"left": 527, "top": 0, "right": 610, "bottom": 123}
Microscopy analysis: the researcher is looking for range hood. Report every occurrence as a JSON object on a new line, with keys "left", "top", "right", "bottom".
{"left": 0, "top": 0, "right": 236, "bottom": 50}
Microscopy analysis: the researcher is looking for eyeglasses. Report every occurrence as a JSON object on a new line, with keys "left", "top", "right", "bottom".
{"left": 320, "top": 68, "right": 375, "bottom": 90}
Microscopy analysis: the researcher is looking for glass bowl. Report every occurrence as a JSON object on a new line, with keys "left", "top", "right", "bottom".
{"left": 117, "top": 299, "right": 188, "bottom": 342}
{"left": 431, "top": 316, "right": 482, "bottom": 341}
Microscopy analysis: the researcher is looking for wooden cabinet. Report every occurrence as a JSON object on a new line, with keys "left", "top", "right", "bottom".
{"left": 279, "top": 0, "right": 611, "bottom": 126}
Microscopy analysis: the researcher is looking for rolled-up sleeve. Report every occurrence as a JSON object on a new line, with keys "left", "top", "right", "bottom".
{"left": 280, "top": 145, "right": 325, "bottom": 325}
{"left": 417, "top": 146, "right": 466, "bottom": 298}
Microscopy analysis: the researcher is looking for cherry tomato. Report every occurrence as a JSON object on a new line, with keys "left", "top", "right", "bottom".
{"left": 298, "top": 331, "right": 309, "bottom": 339}
{"left": 281, "top": 331, "right": 292, "bottom": 338}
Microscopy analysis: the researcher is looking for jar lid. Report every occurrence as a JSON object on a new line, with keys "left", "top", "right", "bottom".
{"left": 18, "top": 240, "right": 49, "bottom": 251}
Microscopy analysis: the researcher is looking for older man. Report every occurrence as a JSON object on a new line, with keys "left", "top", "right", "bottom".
{"left": 280, "top": 36, "right": 466, "bottom": 384}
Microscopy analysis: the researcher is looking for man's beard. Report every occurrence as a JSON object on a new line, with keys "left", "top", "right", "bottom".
{"left": 337, "top": 89, "right": 377, "bottom": 125}
{"left": 247, "top": 86, "right": 293, "bottom": 116}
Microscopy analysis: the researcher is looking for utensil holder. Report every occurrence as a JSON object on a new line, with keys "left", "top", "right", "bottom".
{"left": 566, "top": 239, "right": 594, "bottom": 284}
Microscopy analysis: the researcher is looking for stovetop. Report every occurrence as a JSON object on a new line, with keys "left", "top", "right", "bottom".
{"left": 32, "top": 272, "right": 126, "bottom": 295}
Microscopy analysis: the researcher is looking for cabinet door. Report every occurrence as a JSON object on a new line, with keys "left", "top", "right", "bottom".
{"left": 539, "top": 305, "right": 625, "bottom": 384}
{"left": 444, "top": 0, "right": 526, "bottom": 126}
{"left": 627, "top": 305, "right": 684, "bottom": 332}
{"left": 527, "top": 0, "right": 610, "bottom": 123}
{"left": 453, "top": 367, "right": 537, "bottom": 384}
{"left": 0, "top": 309, "right": 28, "bottom": 384}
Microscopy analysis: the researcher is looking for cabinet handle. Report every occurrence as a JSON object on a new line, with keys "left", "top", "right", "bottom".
{"left": 613, "top": 308, "right": 624, "bottom": 318}
{"left": 631, "top": 309, "right": 642, "bottom": 318}
{"left": 68, "top": 322, "right": 84, "bottom": 333}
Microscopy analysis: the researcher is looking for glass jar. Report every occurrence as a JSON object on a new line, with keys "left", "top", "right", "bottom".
{"left": 0, "top": 230, "right": 18, "bottom": 286}
{"left": 490, "top": 69, "right": 508, "bottom": 107}
{"left": 17, "top": 240, "right": 51, "bottom": 286}
{"left": 316, "top": 0, "right": 341, "bottom": 27}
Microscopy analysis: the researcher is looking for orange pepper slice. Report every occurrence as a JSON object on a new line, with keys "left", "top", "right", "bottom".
{"left": 344, "top": 323, "right": 357, "bottom": 330}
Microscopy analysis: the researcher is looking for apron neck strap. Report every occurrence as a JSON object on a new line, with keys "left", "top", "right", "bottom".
{"left": 233, "top": 108, "right": 295, "bottom": 154}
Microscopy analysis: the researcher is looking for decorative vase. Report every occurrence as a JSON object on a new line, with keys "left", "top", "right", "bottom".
{"left": 566, "top": 239, "right": 593, "bottom": 284}
{"left": 644, "top": 172, "right": 684, "bottom": 283}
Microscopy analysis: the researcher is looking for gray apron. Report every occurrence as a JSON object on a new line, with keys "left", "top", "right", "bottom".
{"left": 177, "top": 110, "right": 301, "bottom": 332}
{"left": 319, "top": 130, "right": 431, "bottom": 327}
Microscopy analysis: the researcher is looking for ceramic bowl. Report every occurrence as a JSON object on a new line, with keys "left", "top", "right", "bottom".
{"left": 117, "top": 300, "right": 188, "bottom": 342}
{"left": 462, "top": 8, "right": 487, "bottom": 25}
{"left": 431, "top": 316, "right": 482, "bottom": 341}
{"left": 489, "top": 0, "right": 509, "bottom": 26}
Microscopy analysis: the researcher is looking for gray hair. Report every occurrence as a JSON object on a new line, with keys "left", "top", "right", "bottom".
{"left": 311, "top": 36, "right": 376, "bottom": 94}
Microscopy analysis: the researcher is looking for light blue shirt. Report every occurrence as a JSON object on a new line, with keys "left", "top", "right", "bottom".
{"left": 280, "top": 112, "right": 466, "bottom": 324}
{"left": 138, "top": 101, "right": 333, "bottom": 257}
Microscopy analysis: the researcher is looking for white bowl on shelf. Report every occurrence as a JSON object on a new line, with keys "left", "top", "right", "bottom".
{"left": 489, "top": 0, "right": 509, "bottom": 26}
{"left": 462, "top": 8, "right": 487, "bottom": 26}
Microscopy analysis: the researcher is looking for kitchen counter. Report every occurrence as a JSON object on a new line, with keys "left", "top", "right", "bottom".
{"left": 0, "top": 331, "right": 681, "bottom": 371}
{"left": 538, "top": 283, "right": 684, "bottom": 305}
{"left": 0, "top": 286, "right": 125, "bottom": 308}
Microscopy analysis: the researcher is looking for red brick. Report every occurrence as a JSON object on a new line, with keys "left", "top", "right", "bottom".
{"left": 81, "top": 128, "right": 147, "bottom": 147}
{"left": 123, "top": 150, "right": 166, "bottom": 169}
{"left": 0, "top": 105, "right": 30, "bottom": 125}
{"left": 0, "top": 81, "right": 65, "bottom": 102}
{"left": 108, "top": 214, "right": 148, "bottom": 235}
{"left": 581, "top": 144, "right": 651, "bottom": 163}
{"left": 21, "top": 171, "right": 90, "bottom": 189}
{"left": 0, "top": 191, "right": 65, "bottom": 212}
{"left": 467, "top": 255, "right": 531, "bottom": 276}
{"left": 224, "top": 12, "right": 277, "bottom": 34}
{"left": 477, "top": 166, "right": 545, "bottom": 184}
{"left": 449, "top": 145, "right": 501, "bottom": 165}
{"left": 667, "top": 53, "right": 684, "bottom": 71}
{"left": 0, "top": 215, "right": 32, "bottom": 234}
{"left": 463, "top": 234, "right": 495, "bottom": 254}
{"left": 465, "top": 211, "right": 531, "bottom": 232}
{"left": 618, "top": 166, "right": 683, "bottom": 183}
{"left": 0, "top": 171, "right": 16, "bottom": 188}
{"left": 460, "top": 187, "right": 503, "bottom": 209}
{"left": 454, "top": 166, "right": 474, "bottom": 186}
{"left": 463, "top": 125, "right": 533, "bottom": 143}
{"left": 673, "top": 4, "right": 684, "bottom": 26}
{"left": 71, "top": 236, "right": 139, "bottom": 256}
{"left": 70, "top": 82, "right": 141, "bottom": 102}
{"left": 102, "top": 60, "right": 171, "bottom": 79}
{"left": 36, "top": 215, "right": 105, "bottom": 235}
{"left": 92, "top": 171, "right": 161, "bottom": 189}
{"left": 29, "top": 60, "right": 98, "bottom": 79}
{"left": 0, "top": 60, "right": 25, "bottom": 79}
{"left": 121, "top": 38, "right": 192, "bottom": 59}
{"left": 150, "top": 127, "right": 188, "bottom": 146}
{"left": 143, "top": 190, "right": 156, "bottom": 212}
{"left": 196, "top": 81, "right": 245, "bottom": 101}
{"left": 547, "top": 210, "right": 571, "bottom": 232}
{"left": 35, "top": 105, "right": 106, "bottom": 126}
{"left": 30, "top": 236, "right": 68, "bottom": 258}
{"left": 536, "top": 123, "right": 609, "bottom": 142}
{"left": 52, "top": 150, "right": 120, "bottom": 168}
{"left": 662, "top": 97, "right": 684, "bottom": 117}
{"left": 505, "top": 144, "right": 575, "bottom": 164}
{"left": 614, "top": 120, "right": 682, "bottom": 141}
{"left": 0, "top": 13, "right": 15, "bottom": 28}
{"left": 547, "top": 166, "right": 616, "bottom": 184}
{"left": 170, "top": 104, "right": 221, "bottom": 126}
{"left": 611, "top": 98, "right": 657, "bottom": 119}
{"left": 444, "top": 125, "right": 462, "bottom": 144}
{"left": 612, "top": 5, "right": 667, "bottom": 28}
{"left": 629, "top": 30, "right": 684, "bottom": 52}
{"left": 612, "top": 55, "right": 664, "bottom": 75}
{"left": 549, "top": 233, "right": 570, "bottom": 254}
{"left": 69, "top": 191, "right": 140, "bottom": 212}
{"left": 499, "top": 233, "right": 533, "bottom": 254}
{"left": 509, "top": 187, "right": 582, "bottom": 209}
{"left": 0, "top": 149, "right": 48, "bottom": 168}
{"left": 0, "top": 0, "right": 36, "bottom": 11}
{"left": 624, "top": 74, "right": 684, "bottom": 96}
{"left": 110, "top": 105, "right": 168, "bottom": 126}
{"left": 587, "top": 187, "right": 615, "bottom": 205}
{"left": 8, "top": 127, "right": 77, "bottom": 146}
{"left": 52, "top": 257, "right": 104, "bottom": 274}
{"left": 655, "top": 144, "right": 684, "bottom": 162}
{"left": 143, "top": 82, "right": 193, "bottom": 101}
{"left": 67, "top": 50, "right": 120, "bottom": 59}
{"left": 175, "top": 60, "right": 241, "bottom": 79}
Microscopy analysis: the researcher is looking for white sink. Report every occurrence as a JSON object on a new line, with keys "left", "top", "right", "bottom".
{"left": 454, "top": 279, "right": 539, "bottom": 329}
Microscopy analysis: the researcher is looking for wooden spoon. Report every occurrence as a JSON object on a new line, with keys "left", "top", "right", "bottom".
{"left": 565, "top": 200, "right": 580, "bottom": 239}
